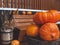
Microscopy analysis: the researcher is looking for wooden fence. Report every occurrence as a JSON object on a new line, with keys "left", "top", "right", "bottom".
{"left": 0, "top": 0, "right": 60, "bottom": 10}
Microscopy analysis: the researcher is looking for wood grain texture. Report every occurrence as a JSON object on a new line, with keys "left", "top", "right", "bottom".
{"left": 0, "top": 0, "right": 60, "bottom": 10}
{"left": 0, "top": 0, "right": 2, "bottom": 7}
{"left": 13, "top": 15, "right": 34, "bottom": 30}
{"left": 15, "top": 19, "right": 33, "bottom": 23}
{"left": 13, "top": 15, "right": 33, "bottom": 19}
{"left": 15, "top": 22, "right": 33, "bottom": 27}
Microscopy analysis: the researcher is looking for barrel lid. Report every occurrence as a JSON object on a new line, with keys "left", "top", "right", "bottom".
{"left": 1, "top": 28, "right": 13, "bottom": 32}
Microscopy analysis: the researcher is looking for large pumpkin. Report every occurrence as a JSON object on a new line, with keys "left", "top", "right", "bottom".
{"left": 33, "top": 10, "right": 60, "bottom": 25}
{"left": 33, "top": 12, "right": 48, "bottom": 24}
{"left": 39, "top": 23, "right": 59, "bottom": 41}
{"left": 26, "top": 24, "right": 38, "bottom": 37}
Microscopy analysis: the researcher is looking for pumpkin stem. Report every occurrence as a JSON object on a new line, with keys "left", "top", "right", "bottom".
{"left": 51, "top": 35, "right": 54, "bottom": 38}
{"left": 51, "top": 34, "right": 55, "bottom": 39}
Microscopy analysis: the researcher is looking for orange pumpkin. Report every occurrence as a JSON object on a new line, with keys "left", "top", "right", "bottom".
{"left": 11, "top": 40, "right": 20, "bottom": 45}
{"left": 39, "top": 23, "right": 59, "bottom": 41}
{"left": 22, "top": 11, "right": 26, "bottom": 15}
{"left": 48, "top": 10, "right": 60, "bottom": 21}
{"left": 27, "top": 11, "right": 32, "bottom": 15}
{"left": 33, "top": 10, "right": 60, "bottom": 25}
{"left": 33, "top": 12, "right": 51, "bottom": 24}
{"left": 26, "top": 24, "right": 38, "bottom": 37}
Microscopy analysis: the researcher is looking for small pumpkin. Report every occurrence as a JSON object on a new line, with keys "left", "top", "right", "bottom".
{"left": 39, "top": 23, "right": 59, "bottom": 41}
{"left": 27, "top": 11, "right": 32, "bottom": 15}
{"left": 22, "top": 11, "right": 26, "bottom": 15}
{"left": 26, "top": 24, "right": 38, "bottom": 37}
{"left": 11, "top": 40, "right": 20, "bottom": 45}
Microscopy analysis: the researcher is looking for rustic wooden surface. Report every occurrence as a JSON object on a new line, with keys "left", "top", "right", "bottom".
{"left": 13, "top": 15, "right": 34, "bottom": 30}
{"left": 0, "top": 0, "right": 60, "bottom": 10}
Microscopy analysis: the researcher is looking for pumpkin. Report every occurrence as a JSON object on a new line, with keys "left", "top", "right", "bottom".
{"left": 27, "top": 11, "right": 32, "bottom": 15}
{"left": 48, "top": 10, "right": 60, "bottom": 21}
{"left": 48, "top": 10, "right": 58, "bottom": 12}
{"left": 11, "top": 40, "right": 20, "bottom": 45}
{"left": 26, "top": 24, "right": 38, "bottom": 37}
{"left": 22, "top": 11, "right": 26, "bottom": 15}
{"left": 33, "top": 10, "right": 60, "bottom": 25}
{"left": 39, "top": 23, "right": 59, "bottom": 41}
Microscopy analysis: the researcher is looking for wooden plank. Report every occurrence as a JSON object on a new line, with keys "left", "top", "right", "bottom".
{"left": 15, "top": 22, "right": 33, "bottom": 27}
{"left": 16, "top": 26, "right": 28, "bottom": 30}
{"left": 8, "top": 0, "right": 10, "bottom": 8}
{"left": 3, "top": 0, "right": 7, "bottom": 7}
{"left": 18, "top": 0, "right": 20, "bottom": 8}
{"left": 13, "top": 15, "right": 34, "bottom": 30}
{"left": 14, "top": 19, "right": 33, "bottom": 23}
{"left": 12, "top": 0, "right": 15, "bottom": 8}
{"left": 0, "top": 0, "right": 2, "bottom": 7}
{"left": 13, "top": 15, "right": 33, "bottom": 19}
{"left": 16, "top": 22, "right": 35, "bottom": 30}
{"left": 18, "top": 30, "right": 26, "bottom": 41}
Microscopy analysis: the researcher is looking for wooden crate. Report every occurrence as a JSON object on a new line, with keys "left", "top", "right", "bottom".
{"left": 13, "top": 14, "right": 34, "bottom": 41}
{"left": 13, "top": 15, "right": 34, "bottom": 30}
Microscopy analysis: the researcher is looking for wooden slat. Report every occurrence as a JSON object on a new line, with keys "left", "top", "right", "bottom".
{"left": 13, "top": 14, "right": 34, "bottom": 30}
{"left": 14, "top": 19, "right": 33, "bottom": 23}
{"left": 16, "top": 26, "right": 27, "bottom": 30}
{"left": 4, "top": 0, "right": 6, "bottom": 7}
{"left": 13, "top": 15, "right": 33, "bottom": 19}
{"left": 0, "top": 0, "right": 60, "bottom": 10}
{"left": 15, "top": 22, "right": 33, "bottom": 27}
{"left": 16, "top": 22, "right": 35, "bottom": 30}
{"left": 18, "top": 0, "right": 20, "bottom": 8}
{"left": 12, "top": 0, "right": 15, "bottom": 8}
{"left": 0, "top": 0, "right": 2, "bottom": 7}
{"left": 8, "top": 1, "right": 10, "bottom": 8}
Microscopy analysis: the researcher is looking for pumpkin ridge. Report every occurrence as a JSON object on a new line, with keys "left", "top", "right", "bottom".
{"left": 39, "top": 12, "right": 44, "bottom": 24}
{"left": 52, "top": 13, "right": 57, "bottom": 22}
{"left": 43, "top": 23, "right": 54, "bottom": 40}
{"left": 33, "top": 13, "right": 39, "bottom": 24}
{"left": 48, "top": 12, "right": 53, "bottom": 22}
{"left": 40, "top": 24, "right": 51, "bottom": 33}
{"left": 38, "top": 13, "right": 42, "bottom": 24}
{"left": 41, "top": 12, "right": 45, "bottom": 24}
{"left": 44, "top": 12, "right": 48, "bottom": 23}
{"left": 46, "top": 23, "right": 56, "bottom": 40}
{"left": 42, "top": 12, "right": 47, "bottom": 23}
{"left": 40, "top": 25, "right": 52, "bottom": 41}
{"left": 48, "top": 11, "right": 57, "bottom": 23}
{"left": 47, "top": 23, "right": 59, "bottom": 40}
